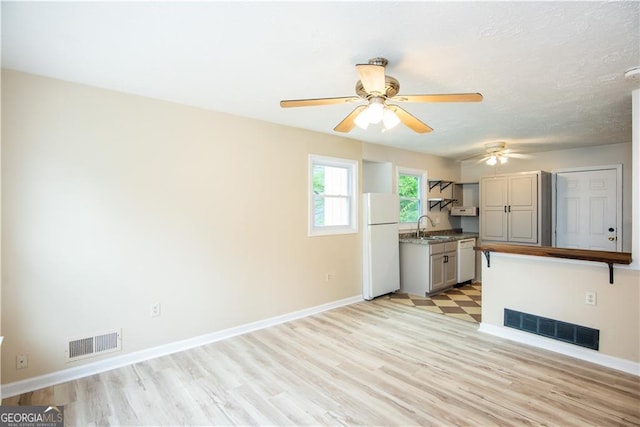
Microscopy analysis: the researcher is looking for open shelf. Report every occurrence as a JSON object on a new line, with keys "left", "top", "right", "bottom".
{"left": 428, "top": 180, "right": 453, "bottom": 191}
{"left": 428, "top": 198, "right": 457, "bottom": 210}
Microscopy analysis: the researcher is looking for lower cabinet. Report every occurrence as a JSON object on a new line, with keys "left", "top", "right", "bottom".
{"left": 430, "top": 243, "right": 458, "bottom": 293}
{"left": 399, "top": 242, "right": 458, "bottom": 296}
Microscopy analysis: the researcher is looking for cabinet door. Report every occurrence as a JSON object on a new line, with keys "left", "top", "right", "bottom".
{"left": 508, "top": 174, "right": 538, "bottom": 243}
{"left": 430, "top": 253, "right": 445, "bottom": 292}
{"left": 444, "top": 252, "right": 458, "bottom": 286}
{"left": 481, "top": 177, "right": 508, "bottom": 241}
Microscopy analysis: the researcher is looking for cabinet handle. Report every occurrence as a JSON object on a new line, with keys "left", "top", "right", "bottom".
{"left": 504, "top": 206, "right": 507, "bottom": 213}
{"left": 444, "top": 255, "right": 448, "bottom": 263}
{"left": 508, "top": 205, "right": 511, "bottom": 212}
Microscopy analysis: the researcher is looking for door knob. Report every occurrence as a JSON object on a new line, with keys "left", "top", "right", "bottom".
{"left": 608, "top": 227, "right": 615, "bottom": 232}
{"left": 608, "top": 236, "right": 616, "bottom": 241}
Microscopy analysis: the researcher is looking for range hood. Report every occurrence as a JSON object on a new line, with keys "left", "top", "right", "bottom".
{"left": 450, "top": 207, "right": 478, "bottom": 216}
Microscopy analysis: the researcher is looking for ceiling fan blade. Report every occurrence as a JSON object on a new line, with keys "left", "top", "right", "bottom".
{"left": 459, "top": 152, "right": 487, "bottom": 162}
{"left": 392, "top": 93, "right": 483, "bottom": 103}
{"left": 386, "top": 105, "right": 433, "bottom": 133}
{"left": 280, "top": 96, "right": 360, "bottom": 108}
{"left": 507, "top": 152, "right": 532, "bottom": 159}
{"left": 334, "top": 105, "right": 368, "bottom": 133}
{"left": 356, "top": 64, "right": 386, "bottom": 95}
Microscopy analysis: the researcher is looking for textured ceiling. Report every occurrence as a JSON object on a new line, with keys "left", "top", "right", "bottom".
{"left": 2, "top": 1, "right": 639, "bottom": 159}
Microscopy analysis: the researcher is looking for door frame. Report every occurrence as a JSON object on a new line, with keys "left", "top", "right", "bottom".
{"left": 551, "top": 164, "right": 622, "bottom": 251}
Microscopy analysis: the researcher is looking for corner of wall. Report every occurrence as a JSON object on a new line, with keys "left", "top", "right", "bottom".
{"left": 631, "top": 89, "right": 639, "bottom": 269}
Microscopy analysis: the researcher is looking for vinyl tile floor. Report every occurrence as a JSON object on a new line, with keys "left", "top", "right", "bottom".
{"left": 385, "top": 282, "right": 482, "bottom": 323}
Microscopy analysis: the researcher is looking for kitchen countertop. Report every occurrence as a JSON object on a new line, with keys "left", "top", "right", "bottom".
{"left": 399, "top": 231, "right": 479, "bottom": 245}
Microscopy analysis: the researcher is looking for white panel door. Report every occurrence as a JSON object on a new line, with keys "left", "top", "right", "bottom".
{"left": 556, "top": 168, "right": 620, "bottom": 251}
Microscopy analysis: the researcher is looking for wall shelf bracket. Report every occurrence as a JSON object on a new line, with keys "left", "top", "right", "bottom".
{"left": 608, "top": 263, "right": 614, "bottom": 285}
{"left": 428, "top": 198, "right": 457, "bottom": 211}
{"left": 428, "top": 180, "right": 453, "bottom": 192}
{"left": 483, "top": 250, "right": 492, "bottom": 268}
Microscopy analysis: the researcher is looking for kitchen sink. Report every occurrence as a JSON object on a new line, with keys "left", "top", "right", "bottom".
{"left": 420, "top": 235, "right": 451, "bottom": 240}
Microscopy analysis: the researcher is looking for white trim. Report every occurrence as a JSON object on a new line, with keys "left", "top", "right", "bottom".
{"left": 396, "top": 166, "right": 428, "bottom": 231}
{"left": 551, "top": 164, "right": 623, "bottom": 251}
{"left": 478, "top": 322, "right": 639, "bottom": 376}
{"left": 308, "top": 154, "right": 359, "bottom": 237}
{"left": 1, "top": 295, "right": 363, "bottom": 399}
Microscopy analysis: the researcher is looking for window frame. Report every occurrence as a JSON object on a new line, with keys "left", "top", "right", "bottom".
{"left": 397, "top": 167, "right": 428, "bottom": 231}
{"left": 308, "top": 154, "right": 359, "bottom": 237}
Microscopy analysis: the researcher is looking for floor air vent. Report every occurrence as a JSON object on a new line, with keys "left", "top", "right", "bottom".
{"left": 504, "top": 309, "right": 599, "bottom": 350}
{"left": 67, "top": 329, "right": 122, "bottom": 361}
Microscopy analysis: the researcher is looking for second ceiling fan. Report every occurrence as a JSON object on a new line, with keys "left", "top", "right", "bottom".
{"left": 280, "top": 57, "right": 483, "bottom": 134}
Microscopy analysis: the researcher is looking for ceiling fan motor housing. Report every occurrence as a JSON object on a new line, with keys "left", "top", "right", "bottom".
{"left": 485, "top": 141, "right": 506, "bottom": 154}
{"left": 368, "top": 57, "right": 388, "bottom": 67}
{"left": 356, "top": 76, "right": 400, "bottom": 99}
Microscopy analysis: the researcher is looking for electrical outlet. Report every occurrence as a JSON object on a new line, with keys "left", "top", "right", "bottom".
{"left": 585, "top": 291, "right": 597, "bottom": 306}
{"left": 151, "top": 303, "right": 161, "bottom": 317}
{"left": 325, "top": 273, "right": 334, "bottom": 282}
{"left": 16, "top": 354, "right": 28, "bottom": 369}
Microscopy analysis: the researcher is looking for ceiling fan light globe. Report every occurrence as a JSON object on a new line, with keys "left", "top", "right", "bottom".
{"left": 368, "top": 102, "right": 384, "bottom": 124}
{"left": 354, "top": 112, "right": 370, "bottom": 130}
{"left": 499, "top": 155, "right": 508, "bottom": 164}
{"left": 382, "top": 108, "right": 401, "bottom": 130}
{"left": 486, "top": 155, "right": 498, "bottom": 166}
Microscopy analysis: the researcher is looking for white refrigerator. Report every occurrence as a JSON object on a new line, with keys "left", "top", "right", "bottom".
{"left": 363, "top": 193, "right": 400, "bottom": 300}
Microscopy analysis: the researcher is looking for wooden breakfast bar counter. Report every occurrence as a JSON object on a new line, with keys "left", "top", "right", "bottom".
{"left": 475, "top": 243, "right": 632, "bottom": 284}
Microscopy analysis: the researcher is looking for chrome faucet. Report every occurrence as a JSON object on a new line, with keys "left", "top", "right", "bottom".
{"left": 416, "top": 214, "right": 436, "bottom": 238}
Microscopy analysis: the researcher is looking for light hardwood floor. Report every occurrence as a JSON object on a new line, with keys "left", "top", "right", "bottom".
{"left": 3, "top": 297, "right": 640, "bottom": 426}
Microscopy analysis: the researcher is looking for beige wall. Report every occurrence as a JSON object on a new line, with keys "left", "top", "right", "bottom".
{"left": 363, "top": 143, "right": 460, "bottom": 183}
{"left": 2, "top": 69, "right": 637, "bottom": 386}
{"left": 481, "top": 254, "right": 640, "bottom": 363}
{"left": 632, "top": 89, "right": 639, "bottom": 268}
{"left": 1, "top": 70, "right": 363, "bottom": 383}
{"left": 362, "top": 143, "right": 462, "bottom": 232}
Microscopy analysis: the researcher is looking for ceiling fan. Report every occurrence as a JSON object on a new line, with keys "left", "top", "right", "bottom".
{"left": 280, "top": 57, "right": 483, "bottom": 134}
{"left": 464, "top": 142, "right": 531, "bottom": 165}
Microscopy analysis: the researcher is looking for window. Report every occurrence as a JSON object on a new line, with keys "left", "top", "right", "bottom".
{"left": 398, "top": 168, "right": 426, "bottom": 224}
{"left": 309, "top": 155, "right": 358, "bottom": 236}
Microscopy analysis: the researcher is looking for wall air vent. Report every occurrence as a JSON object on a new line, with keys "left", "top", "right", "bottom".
{"left": 66, "top": 329, "right": 122, "bottom": 362}
{"left": 504, "top": 309, "right": 599, "bottom": 350}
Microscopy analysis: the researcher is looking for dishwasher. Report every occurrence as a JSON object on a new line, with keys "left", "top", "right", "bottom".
{"left": 457, "top": 238, "right": 476, "bottom": 283}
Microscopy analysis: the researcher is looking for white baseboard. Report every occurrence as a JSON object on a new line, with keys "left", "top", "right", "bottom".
{"left": 478, "top": 322, "right": 640, "bottom": 376}
{"left": 2, "top": 295, "right": 363, "bottom": 399}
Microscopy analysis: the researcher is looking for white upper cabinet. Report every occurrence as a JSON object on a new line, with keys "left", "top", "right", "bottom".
{"left": 480, "top": 171, "right": 551, "bottom": 245}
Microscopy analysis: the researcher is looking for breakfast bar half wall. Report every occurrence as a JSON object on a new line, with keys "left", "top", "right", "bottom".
{"left": 474, "top": 244, "right": 638, "bottom": 375}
